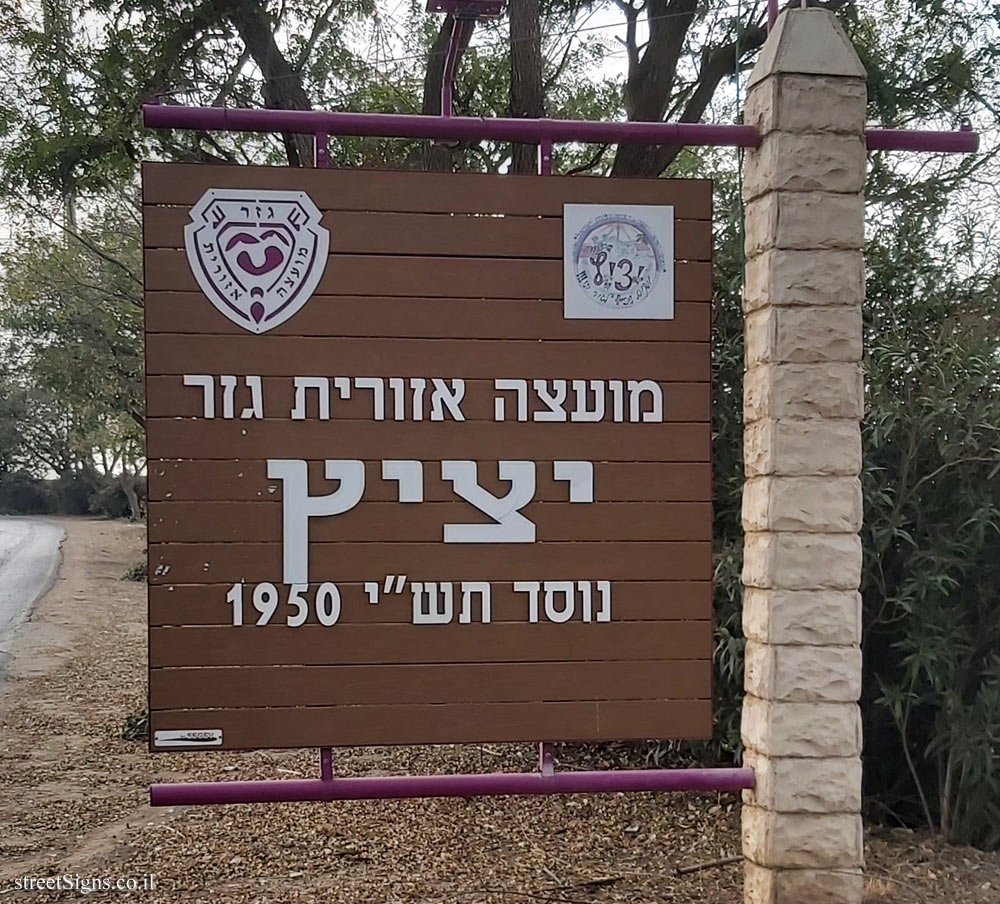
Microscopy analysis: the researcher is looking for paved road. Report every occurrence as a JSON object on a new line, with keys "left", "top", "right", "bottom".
{"left": 0, "top": 517, "right": 63, "bottom": 646}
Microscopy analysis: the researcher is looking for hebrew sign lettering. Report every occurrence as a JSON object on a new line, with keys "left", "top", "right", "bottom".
{"left": 144, "top": 163, "right": 713, "bottom": 751}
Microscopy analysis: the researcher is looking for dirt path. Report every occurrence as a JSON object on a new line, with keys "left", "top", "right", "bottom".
{"left": 0, "top": 518, "right": 996, "bottom": 903}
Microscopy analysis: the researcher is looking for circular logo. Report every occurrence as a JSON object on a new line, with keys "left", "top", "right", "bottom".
{"left": 572, "top": 213, "right": 665, "bottom": 309}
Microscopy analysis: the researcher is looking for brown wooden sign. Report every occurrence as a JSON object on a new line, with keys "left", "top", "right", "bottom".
{"left": 143, "top": 162, "right": 713, "bottom": 751}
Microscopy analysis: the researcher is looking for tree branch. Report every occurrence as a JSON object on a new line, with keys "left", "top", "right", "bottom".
{"left": 209, "top": 0, "right": 315, "bottom": 166}
{"left": 611, "top": 0, "right": 850, "bottom": 177}
{"left": 296, "top": 1, "right": 340, "bottom": 71}
{"left": 212, "top": 43, "right": 251, "bottom": 106}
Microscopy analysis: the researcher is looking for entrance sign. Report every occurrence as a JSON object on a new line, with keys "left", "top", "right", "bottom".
{"left": 143, "top": 163, "right": 714, "bottom": 751}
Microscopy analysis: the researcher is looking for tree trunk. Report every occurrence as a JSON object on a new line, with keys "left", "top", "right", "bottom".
{"left": 509, "top": 0, "right": 545, "bottom": 174}
{"left": 211, "top": 0, "right": 315, "bottom": 166}
{"left": 119, "top": 471, "right": 141, "bottom": 521}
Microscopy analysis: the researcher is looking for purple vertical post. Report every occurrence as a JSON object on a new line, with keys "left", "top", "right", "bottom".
{"left": 768, "top": 0, "right": 778, "bottom": 30}
{"left": 441, "top": 17, "right": 472, "bottom": 117}
{"left": 320, "top": 747, "right": 334, "bottom": 781}
{"left": 538, "top": 742, "right": 555, "bottom": 776}
{"left": 539, "top": 137, "right": 554, "bottom": 174}
{"left": 315, "top": 132, "right": 330, "bottom": 167}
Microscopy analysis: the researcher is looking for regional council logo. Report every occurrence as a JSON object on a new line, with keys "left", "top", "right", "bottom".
{"left": 562, "top": 203, "right": 675, "bottom": 320}
{"left": 572, "top": 213, "right": 665, "bottom": 309}
{"left": 184, "top": 188, "right": 330, "bottom": 334}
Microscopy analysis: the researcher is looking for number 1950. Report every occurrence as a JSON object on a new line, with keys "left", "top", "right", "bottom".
{"left": 225, "top": 582, "right": 342, "bottom": 627}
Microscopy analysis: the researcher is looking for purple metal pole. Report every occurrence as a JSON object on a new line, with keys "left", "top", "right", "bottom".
{"left": 538, "top": 742, "right": 555, "bottom": 776}
{"left": 151, "top": 766, "right": 755, "bottom": 806}
{"left": 314, "top": 132, "right": 330, "bottom": 167}
{"left": 144, "top": 104, "right": 760, "bottom": 148}
{"left": 768, "top": 0, "right": 778, "bottom": 30}
{"left": 142, "top": 105, "right": 979, "bottom": 154}
{"left": 866, "top": 127, "right": 979, "bottom": 153}
{"left": 320, "top": 747, "right": 334, "bottom": 781}
{"left": 440, "top": 17, "right": 472, "bottom": 117}
{"left": 539, "top": 137, "right": 554, "bottom": 174}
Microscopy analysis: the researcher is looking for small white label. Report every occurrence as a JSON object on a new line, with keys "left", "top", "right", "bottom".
{"left": 154, "top": 729, "right": 223, "bottom": 747}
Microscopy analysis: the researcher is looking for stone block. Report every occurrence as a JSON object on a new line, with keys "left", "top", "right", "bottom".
{"left": 744, "top": 132, "right": 865, "bottom": 200}
{"left": 744, "top": 362, "right": 863, "bottom": 422}
{"left": 744, "top": 419, "right": 862, "bottom": 477}
{"left": 744, "top": 862, "right": 865, "bottom": 904}
{"left": 745, "top": 307, "right": 863, "bottom": 366}
{"left": 745, "top": 74, "right": 867, "bottom": 137}
{"left": 743, "top": 588, "right": 862, "bottom": 646}
{"left": 744, "top": 641, "right": 862, "bottom": 703}
{"left": 744, "top": 249, "right": 864, "bottom": 312}
{"left": 742, "top": 752, "right": 862, "bottom": 813}
{"left": 742, "top": 695, "right": 862, "bottom": 758}
{"left": 743, "top": 531, "right": 862, "bottom": 591}
{"left": 742, "top": 806, "right": 863, "bottom": 869}
{"left": 742, "top": 476, "right": 862, "bottom": 533}
{"left": 745, "top": 192, "right": 864, "bottom": 255}
{"left": 747, "top": 9, "right": 866, "bottom": 88}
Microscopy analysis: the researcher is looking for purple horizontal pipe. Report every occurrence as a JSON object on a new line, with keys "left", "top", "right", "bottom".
{"left": 150, "top": 767, "right": 754, "bottom": 806}
{"left": 143, "top": 104, "right": 979, "bottom": 154}
{"left": 866, "top": 127, "right": 979, "bottom": 153}
{"left": 143, "top": 104, "right": 760, "bottom": 148}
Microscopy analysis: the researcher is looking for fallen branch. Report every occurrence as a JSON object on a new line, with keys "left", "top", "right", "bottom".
{"left": 556, "top": 875, "right": 623, "bottom": 890}
{"left": 676, "top": 855, "right": 742, "bottom": 876}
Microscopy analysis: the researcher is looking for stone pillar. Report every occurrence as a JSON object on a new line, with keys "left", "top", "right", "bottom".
{"left": 739, "top": 10, "right": 867, "bottom": 904}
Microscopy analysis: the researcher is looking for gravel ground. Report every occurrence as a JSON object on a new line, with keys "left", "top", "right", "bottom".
{"left": 0, "top": 517, "right": 997, "bottom": 903}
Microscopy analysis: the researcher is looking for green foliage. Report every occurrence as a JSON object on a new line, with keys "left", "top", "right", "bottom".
{"left": 0, "top": 205, "right": 145, "bottom": 500}
{"left": 860, "top": 201, "right": 1000, "bottom": 847}
{"left": 118, "top": 707, "right": 149, "bottom": 742}
{"left": 0, "top": 472, "right": 56, "bottom": 514}
{"left": 122, "top": 560, "right": 148, "bottom": 582}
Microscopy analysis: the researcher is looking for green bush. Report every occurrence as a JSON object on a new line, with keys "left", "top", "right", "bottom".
{"left": 0, "top": 471, "right": 54, "bottom": 514}
{"left": 89, "top": 481, "right": 131, "bottom": 519}
{"left": 122, "top": 560, "right": 147, "bottom": 582}
{"left": 118, "top": 707, "right": 149, "bottom": 742}
{"left": 51, "top": 471, "right": 98, "bottom": 515}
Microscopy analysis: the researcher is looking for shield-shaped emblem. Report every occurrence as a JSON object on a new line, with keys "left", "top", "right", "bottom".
{"left": 184, "top": 188, "right": 330, "bottom": 334}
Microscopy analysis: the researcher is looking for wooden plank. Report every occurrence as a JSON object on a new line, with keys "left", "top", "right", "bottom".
{"left": 146, "top": 376, "right": 710, "bottom": 422}
{"left": 147, "top": 460, "right": 713, "bottom": 503}
{"left": 148, "top": 580, "right": 712, "bottom": 625}
{"left": 145, "top": 420, "right": 712, "bottom": 461}
{"left": 149, "top": 621, "right": 712, "bottom": 667}
{"left": 143, "top": 295, "right": 712, "bottom": 341}
{"left": 144, "top": 334, "right": 710, "bottom": 379}
{"left": 150, "top": 660, "right": 713, "bottom": 708}
{"left": 149, "top": 698, "right": 713, "bottom": 748}
{"left": 148, "top": 501, "right": 712, "bottom": 543}
{"left": 148, "top": 540, "right": 712, "bottom": 583}
{"left": 143, "top": 207, "right": 713, "bottom": 260}
{"left": 143, "top": 249, "right": 712, "bottom": 300}
{"left": 142, "top": 163, "right": 713, "bottom": 219}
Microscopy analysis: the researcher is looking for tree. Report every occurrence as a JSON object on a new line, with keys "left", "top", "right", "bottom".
{"left": 509, "top": 0, "right": 545, "bottom": 172}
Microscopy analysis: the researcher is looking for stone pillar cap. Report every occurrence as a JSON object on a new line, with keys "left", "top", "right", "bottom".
{"left": 747, "top": 8, "right": 866, "bottom": 89}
